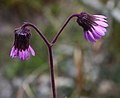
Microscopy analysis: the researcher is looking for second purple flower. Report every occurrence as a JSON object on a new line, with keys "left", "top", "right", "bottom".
{"left": 77, "top": 12, "right": 108, "bottom": 42}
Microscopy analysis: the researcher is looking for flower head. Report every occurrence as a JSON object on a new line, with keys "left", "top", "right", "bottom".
{"left": 77, "top": 12, "right": 108, "bottom": 42}
{"left": 10, "top": 27, "right": 35, "bottom": 60}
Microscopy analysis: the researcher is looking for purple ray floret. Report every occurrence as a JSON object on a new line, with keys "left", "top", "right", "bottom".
{"left": 10, "top": 27, "right": 35, "bottom": 60}
{"left": 77, "top": 12, "right": 108, "bottom": 42}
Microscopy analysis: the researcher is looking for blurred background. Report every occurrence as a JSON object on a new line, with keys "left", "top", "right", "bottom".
{"left": 0, "top": 0, "right": 120, "bottom": 98}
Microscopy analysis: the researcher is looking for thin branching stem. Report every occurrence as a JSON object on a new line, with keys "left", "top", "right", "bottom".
{"left": 22, "top": 22, "right": 51, "bottom": 47}
{"left": 51, "top": 14, "right": 79, "bottom": 45}
{"left": 48, "top": 46, "right": 56, "bottom": 98}
{"left": 20, "top": 14, "right": 79, "bottom": 98}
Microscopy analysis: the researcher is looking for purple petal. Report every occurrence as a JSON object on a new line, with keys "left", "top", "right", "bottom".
{"left": 96, "top": 17, "right": 107, "bottom": 22}
{"left": 11, "top": 48, "right": 18, "bottom": 58}
{"left": 91, "top": 29, "right": 101, "bottom": 39}
{"left": 19, "top": 51, "right": 23, "bottom": 59}
{"left": 87, "top": 36, "right": 95, "bottom": 42}
{"left": 29, "top": 46, "right": 35, "bottom": 56}
{"left": 13, "top": 49, "right": 18, "bottom": 57}
{"left": 97, "top": 26, "right": 107, "bottom": 32}
{"left": 84, "top": 31, "right": 89, "bottom": 41}
{"left": 24, "top": 50, "right": 27, "bottom": 60}
{"left": 93, "top": 26, "right": 105, "bottom": 36}
{"left": 87, "top": 31, "right": 96, "bottom": 42}
{"left": 94, "top": 15, "right": 107, "bottom": 19}
{"left": 22, "top": 50, "right": 25, "bottom": 60}
{"left": 10, "top": 46, "right": 15, "bottom": 57}
{"left": 25, "top": 50, "right": 30, "bottom": 60}
{"left": 95, "top": 21, "right": 108, "bottom": 27}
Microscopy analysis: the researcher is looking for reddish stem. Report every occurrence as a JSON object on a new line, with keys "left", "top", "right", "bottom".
{"left": 51, "top": 14, "right": 78, "bottom": 45}
{"left": 48, "top": 46, "right": 56, "bottom": 98}
{"left": 21, "top": 13, "right": 79, "bottom": 98}
{"left": 22, "top": 22, "right": 50, "bottom": 47}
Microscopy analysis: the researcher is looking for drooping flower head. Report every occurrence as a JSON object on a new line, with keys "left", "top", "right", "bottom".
{"left": 77, "top": 12, "right": 108, "bottom": 42}
{"left": 10, "top": 27, "right": 35, "bottom": 60}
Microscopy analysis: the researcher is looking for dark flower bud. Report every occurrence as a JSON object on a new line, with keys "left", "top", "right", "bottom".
{"left": 10, "top": 27, "right": 35, "bottom": 60}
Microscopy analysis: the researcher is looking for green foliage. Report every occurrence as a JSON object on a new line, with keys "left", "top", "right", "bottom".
{"left": 5, "top": 56, "right": 48, "bottom": 79}
{"left": 1, "top": 0, "right": 120, "bottom": 98}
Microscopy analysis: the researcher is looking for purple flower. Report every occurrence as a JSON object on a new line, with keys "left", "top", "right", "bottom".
{"left": 77, "top": 12, "right": 108, "bottom": 42}
{"left": 10, "top": 27, "right": 35, "bottom": 60}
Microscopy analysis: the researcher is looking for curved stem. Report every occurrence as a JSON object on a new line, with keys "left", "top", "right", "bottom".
{"left": 48, "top": 46, "right": 57, "bottom": 98}
{"left": 21, "top": 22, "right": 51, "bottom": 47}
{"left": 51, "top": 14, "right": 79, "bottom": 45}
{"left": 20, "top": 14, "right": 79, "bottom": 98}
{"left": 21, "top": 23, "right": 56, "bottom": 98}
